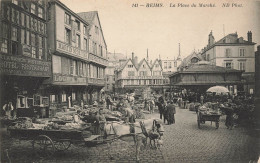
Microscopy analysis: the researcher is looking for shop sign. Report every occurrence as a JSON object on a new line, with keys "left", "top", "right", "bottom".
{"left": 56, "top": 40, "right": 88, "bottom": 60}
{"left": 53, "top": 73, "right": 87, "bottom": 85}
{"left": 0, "top": 54, "right": 51, "bottom": 77}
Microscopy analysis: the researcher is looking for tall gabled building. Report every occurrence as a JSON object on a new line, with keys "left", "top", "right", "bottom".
{"left": 115, "top": 53, "right": 164, "bottom": 94}
{"left": 44, "top": 0, "right": 91, "bottom": 108}
{"left": 78, "top": 11, "right": 108, "bottom": 103}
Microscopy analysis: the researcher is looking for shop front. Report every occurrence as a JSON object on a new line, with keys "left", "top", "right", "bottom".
{"left": 44, "top": 73, "right": 89, "bottom": 115}
{"left": 87, "top": 78, "right": 105, "bottom": 105}
{"left": 0, "top": 54, "right": 52, "bottom": 118}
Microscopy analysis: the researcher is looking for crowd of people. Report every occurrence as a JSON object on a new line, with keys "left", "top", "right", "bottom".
{"left": 99, "top": 93, "right": 177, "bottom": 126}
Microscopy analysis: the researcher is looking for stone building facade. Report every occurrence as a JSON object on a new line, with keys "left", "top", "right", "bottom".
{"left": 0, "top": 0, "right": 51, "bottom": 116}
{"left": 200, "top": 31, "right": 256, "bottom": 94}
{"left": 44, "top": 1, "right": 107, "bottom": 108}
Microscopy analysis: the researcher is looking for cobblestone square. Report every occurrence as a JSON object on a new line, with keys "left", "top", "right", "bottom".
{"left": 1, "top": 107, "right": 259, "bottom": 163}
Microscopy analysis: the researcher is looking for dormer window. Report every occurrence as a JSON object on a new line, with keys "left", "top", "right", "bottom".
{"left": 128, "top": 65, "right": 133, "bottom": 68}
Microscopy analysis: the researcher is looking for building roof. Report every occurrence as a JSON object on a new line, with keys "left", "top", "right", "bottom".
{"left": 170, "top": 63, "right": 243, "bottom": 77}
{"left": 77, "top": 11, "right": 96, "bottom": 24}
{"left": 107, "top": 52, "right": 127, "bottom": 62}
{"left": 184, "top": 64, "right": 242, "bottom": 73}
{"left": 54, "top": 0, "right": 90, "bottom": 26}
{"left": 150, "top": 59, "right": 162, "bottom": 70}
{"left": 178, "top": 51, "right": 203, "bottom": 69}
{"left": 117, "top": 59, "right": 138, "bottom": 71}
{"left": 202, "top": 32, "right": 256, "bottom": 53}
{"left": 137, "top": 58, "right": 151, "bottom": 70}
{"left": 77, "top": 11, "right": 107, "bottom": 48}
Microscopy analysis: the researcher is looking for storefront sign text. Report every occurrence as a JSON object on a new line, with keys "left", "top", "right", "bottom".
{"left": 53, "top": 73, "right": 87, "bottom": 85}
{"left": 56, "top": 40, "right": 88, "bottom": 60}
{"left": 0, "top": 54, "right": 51, "bottom": 77}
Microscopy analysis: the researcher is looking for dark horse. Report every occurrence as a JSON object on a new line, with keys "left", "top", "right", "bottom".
{"left": 104, "top": 119, "right": 164, "bottom": 161}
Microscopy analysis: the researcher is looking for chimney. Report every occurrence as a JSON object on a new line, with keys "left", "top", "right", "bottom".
{"left": 247, "top": 31, "right": 252, "bottom": 42}
{"left": 208, "top": 30, "right": 215, "bottom": 46}
{"left": 147, "top": 49, "right": 149, "bottom": 62}
{"left": 134, "top": 56, "right": 138, "bottom": 66}
{"left": 132, "top": 52, "right": 134, "bottom": 61}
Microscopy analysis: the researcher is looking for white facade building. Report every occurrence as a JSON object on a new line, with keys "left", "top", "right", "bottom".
{"left": 201, "top": 31, "right": 256, "bottom": 94}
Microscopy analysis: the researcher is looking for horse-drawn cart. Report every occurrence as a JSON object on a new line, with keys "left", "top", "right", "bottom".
{"left": 7, "top": 128, "right": 104, "bottom": 158}
{"left": 6, "top": 118, "right": 164, "bottom": 161}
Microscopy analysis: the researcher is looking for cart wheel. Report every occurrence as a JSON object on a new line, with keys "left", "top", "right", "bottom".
{"left": 197, "top": 113, "right": 201, "bottom": 129}
{"left": 215, "top": 122, "right": 219, "bottom": 129}
{"left": 53, "top": 141, "right": 71, "bottom": 151}
{"left": 32, "top": 135, "right": 55, "bottom": 158}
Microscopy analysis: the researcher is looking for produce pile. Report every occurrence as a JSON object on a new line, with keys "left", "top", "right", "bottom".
{"left": 7, "top": 99, "right": 149, "bottom": 132}
{"left": 198, "top": 102, "right": 221, "bottom": 115}
{"left": 8, "top": 117, "right": 34, "bottom": 129}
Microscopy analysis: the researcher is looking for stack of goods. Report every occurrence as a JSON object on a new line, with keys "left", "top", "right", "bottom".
{"left": 8, "top": 117, "right": 34, "bottom": 129}
{"left": 80, "top": 107, "right": 123, "bottom": 122}
{"left": 43, "top": 122, "right": 60, "bottom": 130}
{"left": 199, "top": 102, "right": 220, "bottom": 115}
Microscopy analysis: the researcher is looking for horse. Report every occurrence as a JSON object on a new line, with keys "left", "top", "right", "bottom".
{"left": 104, "top": 118, "right": 164, "bottom": 161}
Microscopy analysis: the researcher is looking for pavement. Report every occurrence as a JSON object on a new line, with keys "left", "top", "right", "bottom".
{"left": 1, "top": 107, "right": 260, "bottom": 163}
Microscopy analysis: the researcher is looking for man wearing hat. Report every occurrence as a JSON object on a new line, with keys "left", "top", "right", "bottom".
{"left": 165, "top": 100, "right": 176, "bottom": 125}
{"left": 94, "top": 108, "right": 106, "bottom": 135}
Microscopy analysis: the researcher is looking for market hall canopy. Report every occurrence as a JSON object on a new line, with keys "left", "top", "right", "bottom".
{"left": 207, "top": 86, "right": 229, "bottom": 94}
{"left": 169, "top": 63, "right": 244, "bottom": 87}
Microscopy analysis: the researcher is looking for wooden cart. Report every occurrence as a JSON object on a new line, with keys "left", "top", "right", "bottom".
{"left": 197, "top": 111, "right": 221, "bottom": 129}
{"left": 7, "top": 128, "right": 104, "bottom": 158}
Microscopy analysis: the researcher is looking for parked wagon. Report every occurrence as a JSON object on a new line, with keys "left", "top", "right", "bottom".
{"left": 7, "top": 118, "right": 163, "bottom": 162}
{"left": 7, "top": 128, "right": 106, "bottom": 158}
{"left": 197, "top": 110, "right": 221, "bottom": 129}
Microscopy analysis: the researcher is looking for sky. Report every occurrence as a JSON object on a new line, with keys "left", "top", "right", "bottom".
{"left": 60, "top": 0, "right": 260, "bottom": 61}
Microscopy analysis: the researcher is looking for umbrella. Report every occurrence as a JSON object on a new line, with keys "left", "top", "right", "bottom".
{"left": 206, "top": 86, "right": 229, "bottom": 94}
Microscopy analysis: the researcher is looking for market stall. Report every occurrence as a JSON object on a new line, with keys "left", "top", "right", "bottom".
{"left": 197, "top": 102, "right": 221, "bottom": 129}
{"left": 16, "top": 94, "right": 49, "bottom": 118}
